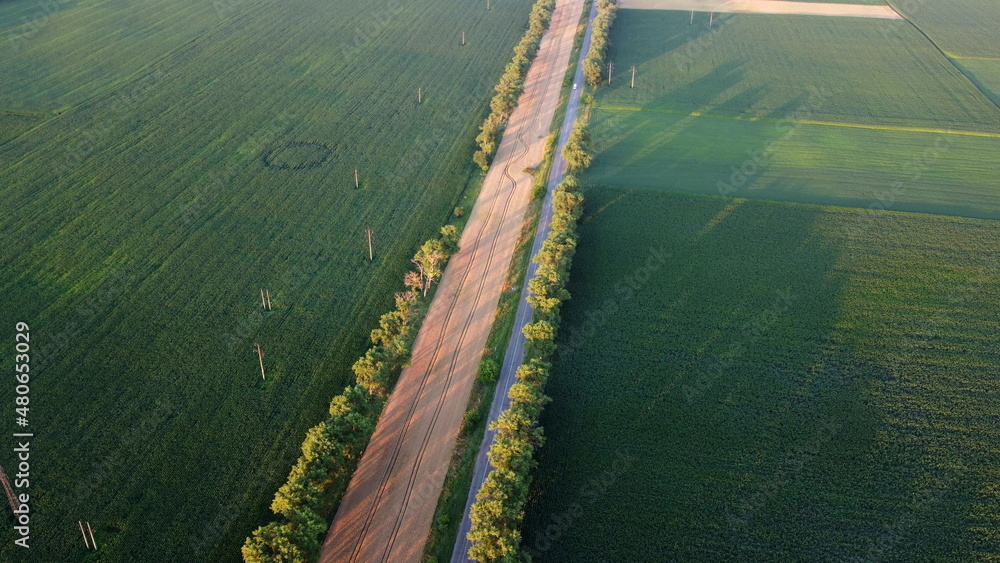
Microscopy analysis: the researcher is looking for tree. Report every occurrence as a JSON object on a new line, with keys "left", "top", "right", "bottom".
{"left": 478, "top": 358, "right": 500, "bottom": 383}
{"left": 413, "top": 239, "right": 447, "bottom": 296}
{"left": 474, "top": 150, "right": 490, "bottom": 171}
{"left": 370, "top": 310, "right": 407, "bottom": 348}
{"left": 440, "top": 224, "right": 460, "bottom": 254}
{"left": 394, "top": 290, "right": 420, "bottom": 323}
{"left": 583, "top": 57, "right": 603, "bottom": 87}
{"left": 508, "top": 382, "right": 549, "bottom": 419}
{"left": 553, "top": 187, "right": 584, "bottom": 220}
{"left": 522, "top": 320, "right": 556, "bottom": 358}
{"left": 562, "top": 124, "right": 592, "bottom": 172}
{"left": 353, "top": 348, "right": 393, "bottom": 397}
{"left": 242, "top": 522, "right": 307, "bottom": 563}
{"left": 404, "top": 271, "right": 423, "bottom": 293}
{"left": 467, "top": 470, "right": 527, "bottom": 563}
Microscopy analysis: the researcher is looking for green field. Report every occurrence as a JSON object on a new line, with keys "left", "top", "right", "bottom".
{"left": 521, "top": 188, "right": 1000, "bottom": 561}
{"left": 583, "top": 9, "right": 1000, "bottom": 218}
{"left": 587, "top": 109, "right": 1000, "bottom": 218}
{"left": 521, "top": 4, "right": 1000, "bottom": 561}
{"left": 0, "top": 111, "right": 43, "bottom": 144}
{"left": 957, "top": 60, "right": 1000, "bottom": 108}
{"left": 598, "top": 10, "right": 1000, "bottom": 131}
{"left": 887, "top": 0, "right": 1000, "bottom": 59}
{"left": 0, "top": 0, "right": 239, "bottom": 112}
{"left": 0, "top": 0, "right": 534, "bottom": 560}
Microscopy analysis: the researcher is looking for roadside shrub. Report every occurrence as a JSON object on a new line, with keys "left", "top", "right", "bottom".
{"left": 463, "top": 407, "right": 483, "bottom": 429}
{"left": 531, "top": 182, "right": 546, "bottom": 201}
{"left": 478, "top": 358, "right": 501, "bottom": 383}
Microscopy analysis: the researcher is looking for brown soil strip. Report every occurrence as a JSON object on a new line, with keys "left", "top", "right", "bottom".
{"left": 619, "top": 0, "right": 902, "bottom": 19}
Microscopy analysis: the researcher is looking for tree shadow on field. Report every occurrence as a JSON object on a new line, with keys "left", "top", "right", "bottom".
{"left": 520, "top": 190, "right": 942, "bottom": 561}
{"left": 605, "top": 9, "right": 736, "bottom": 74}
{"left": 586, "top": 59, "right": 754, "bottom": 183}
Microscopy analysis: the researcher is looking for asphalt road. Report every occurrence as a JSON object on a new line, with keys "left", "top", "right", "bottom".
{"left": 449, "top": 2, "right": 599, "bottom": 561}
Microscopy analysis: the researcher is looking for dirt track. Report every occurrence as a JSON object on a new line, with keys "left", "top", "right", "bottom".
{"left": 318, "top": 0, "right": 585, "bottom": 561}
{"left": 619, "top": 0, "right": 902, "bottom": 18}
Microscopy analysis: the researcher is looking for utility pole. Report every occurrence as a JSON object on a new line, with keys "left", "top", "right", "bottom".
{"left": 354, "top": 168, "right": 359, "bottom": 189}
{"left": 418, "top": 87, "right": 422, "bottom": 103}
{"left": 79, "top": 521, "right": 90, "bottom": 549}
{"left": 608, "top": 61, "right": 613, "bottom": 85}
{"left": 690, "top": 10, "right": 694, "bottom": 25}
{"left": 265, "top": 290, "right": 272, "bottom": 311}
{"left": 260, "top": 289, "right": 266, "bottom": 310}
{"left": 254, "top": 342, "right": 266, "bottom": 381}
{"left": 487, "top": 0, "right": 490, "bottom": 10}
{"left": 709, "top": 12, "right": 714, "bottom": 28}
{"left": 0, "top": 464, "right": 18, "bottom": 517}
{"left": 367, "top": 228, "right": 374, "bottom": 262}
{"left": 462, "top": 31, "right": 466, "bottom": 45}
{"left": 631, "top": 65, "right": 636, "bottom": 88}
{"left": 87, "top": 522, "right": 97, "bottom": 550}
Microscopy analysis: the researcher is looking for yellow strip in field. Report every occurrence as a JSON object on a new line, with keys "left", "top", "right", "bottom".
{"left": 598, "top": 105, "right": 1000, "bottom": 138}
{"left": 948, "top": 54, "right": 1000, "bottom": 62}
{"left": 618, "top": 0, "right": 902, "bottom": 19}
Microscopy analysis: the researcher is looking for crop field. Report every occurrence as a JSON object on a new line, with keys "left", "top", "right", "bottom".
{"left": 0, "top": 0, "right": 240, "bottom": 112}
{"left": 0, "top": 111, "right": 43, "bottom": 145}
{"left": 958, "top": 60, "right": 1000, "bottom": 107}
{"left": 581, "top": 8, "right": 1000, "bottom": 219}
{"left": 597, "top": 10, "right": 1000, "bottom": 131}
{"left": 521, "top": 188, "right": 1000, "bottom": 561}
{"left": 887, "top": 0, "right": 1000, "bottom": 58}
{"left": 0, "top": 0, "right": 536, "bottom": 560}
{"left": 587, "top": 109, "right": 1000, "bottom": 218}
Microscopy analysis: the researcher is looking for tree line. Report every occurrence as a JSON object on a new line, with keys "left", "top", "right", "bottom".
{"left": 474, "top": 0, "right": 557, "bottom": 170}
{"left": 242, "top": 226, "right": 460, "bottom": 562}
{"left": 466, "top": 166, "right": 585, "bottom": 561}
{"left": 464, "top": 3, "right": 621, "bottom": 544}
{"left": 582, "top": 0, "right": 618, "bottom": 88}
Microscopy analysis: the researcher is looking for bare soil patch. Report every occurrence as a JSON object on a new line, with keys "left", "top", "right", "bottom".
{"left": 618, "top": 0, "right": 902, "bottom": 19}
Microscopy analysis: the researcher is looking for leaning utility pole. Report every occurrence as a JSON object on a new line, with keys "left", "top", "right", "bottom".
{"left": 260, "top": 289, "right": 266, "bottom": 310}
{"left": 265, "top": 290, "right": 272, "bottom": 311}
{"left": 631, "top": 65, "right": 636, "bottom": 88}
{"left": 354, "top": 168, "right": 360, "bottom": 189}
{"left": 0, "top": 464, "right": 17, "bottom": 517}
{"left": 79, "top": 521, "right": 90, "bottom": 550}
{"left": 87, "top": 521, "right": 97, "bottom": 550}
{"left": 254, "top": 342, "right": 266, "bottom": 381}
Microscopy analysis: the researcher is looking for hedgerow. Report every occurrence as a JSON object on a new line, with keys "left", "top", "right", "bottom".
{"left": 474, "top": 0, "right": 557, "bottom": 169}
{"left": 582, "top": 0, "right": 618, "bottom": 88}
{"left": 467, "top": 115, "right": 589, "bottom": 560}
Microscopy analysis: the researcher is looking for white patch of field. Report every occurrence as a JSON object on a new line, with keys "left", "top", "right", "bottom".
{"left": 618, "top": 0, "right": 902, "bottom": 19}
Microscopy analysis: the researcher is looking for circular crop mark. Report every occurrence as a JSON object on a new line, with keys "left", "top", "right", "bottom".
{"left": 262, "top": 141, "right": 332, "bottom": 170}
